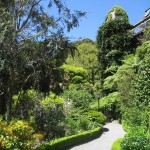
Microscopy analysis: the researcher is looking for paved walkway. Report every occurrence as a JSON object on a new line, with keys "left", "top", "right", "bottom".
{"left": 69, "top": 121, "right": 126, "bottom": 150}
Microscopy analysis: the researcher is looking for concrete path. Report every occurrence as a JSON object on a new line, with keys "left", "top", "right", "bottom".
{"left": 69, "top": 121, "right": 126, "bottom": 150}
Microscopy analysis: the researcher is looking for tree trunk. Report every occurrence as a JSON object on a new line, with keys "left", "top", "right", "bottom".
{"left": 0, "top": 94, "right": 7, "bottom": 117}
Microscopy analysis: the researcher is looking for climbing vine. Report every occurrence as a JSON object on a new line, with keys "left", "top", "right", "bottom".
{"left": 105, "top": 6, "right": 128, "bottom": 22}
{"left": 96, "top": 6, "right": 136, "bottom": 96}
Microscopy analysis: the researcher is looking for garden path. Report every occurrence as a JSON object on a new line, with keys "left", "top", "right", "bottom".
{"left": 69, "top": 121, "right": 126, "bottom": 150}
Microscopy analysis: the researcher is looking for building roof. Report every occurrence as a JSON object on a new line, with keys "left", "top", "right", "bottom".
{"left": 144, "top": 8, "right": 150, "bottom": 17}
{"left": 134, "top": 8, "right": 150, "bottom": 28}
{"left": 134, "top": 15, "right": 150, "bottom": 28}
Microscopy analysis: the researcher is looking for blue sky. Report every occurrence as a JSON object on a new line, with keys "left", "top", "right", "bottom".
{"left": 64, "top": 0, "right": 150, "bottom": 41}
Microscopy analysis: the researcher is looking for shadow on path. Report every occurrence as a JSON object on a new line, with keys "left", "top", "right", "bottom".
{"left": 102, "top": 127, "right": 109, "bottom": 133}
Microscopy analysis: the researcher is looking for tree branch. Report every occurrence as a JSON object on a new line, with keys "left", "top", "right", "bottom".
{"left": 17, "top": 0, "right": 42, "bottom": 33}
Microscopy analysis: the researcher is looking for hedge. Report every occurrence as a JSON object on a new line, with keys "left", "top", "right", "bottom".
{"left": 111, "top": 138, "right": 123, "bottom": 150}
{"left": 36, "top": 126, "right": 102, "bottom": 150}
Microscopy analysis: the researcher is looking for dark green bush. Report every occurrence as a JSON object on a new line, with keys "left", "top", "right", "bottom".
{"left": 121, "top": 135, "right": 150, "bottom": 150}
{"left": 36, "top": 126, "right": 102, "bottom": 150}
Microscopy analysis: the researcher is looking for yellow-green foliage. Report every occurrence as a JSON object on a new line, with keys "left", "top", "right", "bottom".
{"left": 111, "top": 138, "right": 123, "bottom": 150}
{"left": 60, "top": 64, "right": 88, "bottom": 83}
{"left": 36, "top": 127, "right": 102, "bottom": 150}
{"left": 0, "top": 119, "right": 43, "bottom": 150}
{"left": 105, "top": 65, "right": 118, "bottom": 74}
{"left": 83, "top": 110, "right": 106, "bottom": 124}
{"left": 66, "top": 40, "right": 99, "bottom": 74}
{"left": 12, "top": 89, "right": 37, "bottom": 107}
{"left": 66, "top": 39, "right": 99, "bottom": 85}
{"left": 42, "top": 93, "right": 64, "bottom": 109}
{"left": 106, "top": 6, "right": 128, "bottom": 22}
{"left": 12, "top": 89, "right": 40, "bottom": 120}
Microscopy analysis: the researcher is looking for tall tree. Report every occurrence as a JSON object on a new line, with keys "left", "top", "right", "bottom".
{"left": 0, "top": 0, "right": 85, "bottom": 120}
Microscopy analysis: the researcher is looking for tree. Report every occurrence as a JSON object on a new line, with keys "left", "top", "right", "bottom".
{"left": 60, "top": 64, "right": 89, "bottom": 85}
{"left": 66, "top": 39, "right": 99, "bottom": 85}
{"left": 0, "top": 0, "right": 85, "bottom": 120}
{"left": 96, "top": 6, "right": 135, "bottom": 95}
{"left": 133, "top": 42, "right": 150, "bottom": 129}
{"left": 116, "top": 41, "right": 150, "bottom": 132}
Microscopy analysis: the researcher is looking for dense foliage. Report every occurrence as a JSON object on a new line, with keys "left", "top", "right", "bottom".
{"left": 97, "top": 6, "right": 150, "bottom": 150}
{"left": 97, "top": 16, "right": 134, "bottom": 96}
{"left": 61, "top": 87, "right": 106, "bottom": 136}
{"left": 60, "top": 64, "right": 89, "bottom": 85}
{"left": 0, "top": 1, "right": 106, "bottom": 149}
{"left": 121, "top": 135, "right": 150, "bottom": 150}
{"left": 116, "top": 30, "right": 150, "bottom": 149}
{"left": 0, "top": 0, "right": 85, "bottom": 120}
{"left": 66, "top": 39, "right": 99, "bottom": 85}
{"left": 1, "top": 2, "right": 150, "bottom": 149}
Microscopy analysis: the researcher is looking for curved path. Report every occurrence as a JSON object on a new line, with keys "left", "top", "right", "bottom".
{"left": 69, "top": 121, "right": 126, "bottom": 150}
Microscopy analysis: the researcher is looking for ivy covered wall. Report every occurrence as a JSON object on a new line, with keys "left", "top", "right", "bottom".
{"left": 96, "top": 6, "right": 136, "bottom": 95}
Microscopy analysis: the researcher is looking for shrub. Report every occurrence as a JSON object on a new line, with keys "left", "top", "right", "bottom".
{"left": 12, "top": 89, "right": 40, "bottom": 119}
{"left": 83, "top": 110, "right": 106, "bottom": 124}
{"left": 35, "top": 93, "right": 65, "bottom": 139}
{"left": 121, "top": 135, "right": 150, "bottom": 150}
{"left": 111, "top": 138, "right": 123, "bottom": 150}
{"left": 62, "top": 88, "right": 94, "bottom": 110}
{"left": 72, "top": 76, "right": 84, "bottom": 84}
{"left": 36, "top": 126, "right": 102, "bottom": 150}
{"left": 100, "top": 92, "right": 120, "bottom": 112}
{"left": 13, "top": 91, "right": 65, "bottom": 140}
{"left": 42, "top": 93, "right": 64, "bottom": 109}
{"left": 79, "top": 116, "right": 92, "bottom": 131}
{"left": 60, "top": 64, "right": 88, "bottom": 84}
{"left": 89, "top": 101, "right": 98, "bottom": 110}
{"left": 122, "top": 120, "right": 148, "bottom": 135}
{"left": 0, "top": 120, "right": 43, "bottom": 150}
{"left": 64, "top": 117, "right": 80, "bottom": 136}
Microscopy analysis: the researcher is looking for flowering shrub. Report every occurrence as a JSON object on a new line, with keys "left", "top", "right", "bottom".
{"left": 0, "top": 119, "right": 43, "bottom": 150}
{"left": 121, "top": 135, "right": 150, "bottom": 150}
